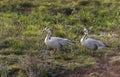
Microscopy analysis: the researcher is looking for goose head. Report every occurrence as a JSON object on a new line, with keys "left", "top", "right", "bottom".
{"left": 43, "top": 27, "right": 51, "bottom": 34}
{"left": 84, "top": 28, "right": 88, "bottom": 35}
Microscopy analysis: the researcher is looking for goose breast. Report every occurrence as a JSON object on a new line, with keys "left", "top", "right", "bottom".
{"left": 45, "top": 37, "right": 61, "bottom": 49}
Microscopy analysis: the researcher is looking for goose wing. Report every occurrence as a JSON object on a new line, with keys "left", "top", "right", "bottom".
{"left": 53, "top": 37, "right": 74, "bottom": 46}
{"left": 93, "top": 39, "right": 107, "bottom": 47}
{"left": 86, "top": 38, "right": 108, "bottom": 49}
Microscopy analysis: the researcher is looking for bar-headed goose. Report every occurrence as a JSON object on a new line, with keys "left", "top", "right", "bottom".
{"left": 81, "top": 28, "right": 108, "bottom": 50}
{"left": 43, "top": 27, "right": 74, "bottom": 52}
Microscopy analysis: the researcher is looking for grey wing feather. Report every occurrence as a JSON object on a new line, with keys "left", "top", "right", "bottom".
{"left": 96, "top": 40, "right": 107, "bottom": 47}
{"left": 57, "top": 38, "right": 74, "bottom": 46}
{"left": 91, "top": 39, "right": 109, "bottom": 49}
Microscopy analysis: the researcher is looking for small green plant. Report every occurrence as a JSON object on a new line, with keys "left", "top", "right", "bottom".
{"left": 17, "top": 70, "right": 27, "bottom": 77}
{"left": 0, "top": 65, "right": 8, "bottom": 77}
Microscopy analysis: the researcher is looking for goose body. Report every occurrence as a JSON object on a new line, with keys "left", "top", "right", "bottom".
{"left": 44, "top": 27, "right": 74, "bottom": 51}
{"left": 81, "top": 28, "right": 108, "bottom": 50}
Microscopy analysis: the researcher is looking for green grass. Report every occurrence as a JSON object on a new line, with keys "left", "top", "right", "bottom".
{"left": 0, "top": 0, "right": 120, "bottom": 77}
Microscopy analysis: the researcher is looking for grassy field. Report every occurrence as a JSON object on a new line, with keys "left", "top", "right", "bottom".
{"left": 0, "top": 0, "right": 120, "bottom": 77}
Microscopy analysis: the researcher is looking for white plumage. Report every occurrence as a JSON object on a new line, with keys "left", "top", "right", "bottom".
{"left": 81, "top": 28, "right": 108, "bottom": 50}
{"left": 43, "top": 27, "right": 74, "bottom": 52}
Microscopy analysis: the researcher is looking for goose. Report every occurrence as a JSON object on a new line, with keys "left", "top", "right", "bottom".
{"left": 43, "top": 27, "right": 74, "bottom": 52}
{"left": 81, "top": 28, "right": 108, "bottom": 50}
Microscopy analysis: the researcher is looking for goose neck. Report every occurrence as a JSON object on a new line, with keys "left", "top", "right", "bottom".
{"left": 46, "top": 32, "right": 51, "bottom": 40}
{"left": 82, "top": 34, "right": 87, "bottom": 41}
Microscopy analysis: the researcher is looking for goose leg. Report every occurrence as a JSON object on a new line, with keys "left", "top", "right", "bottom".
{"left": 53, "top": 49, "right": 57, "bottom": 54}
{"left": 57, "top": 48, "right": 61, "bottom": 53}
{"left": 53, "top": 48, "right": 61, "bottom": 54}
{"left": 92, "top": 51, "right": 94, "bottom": 56}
